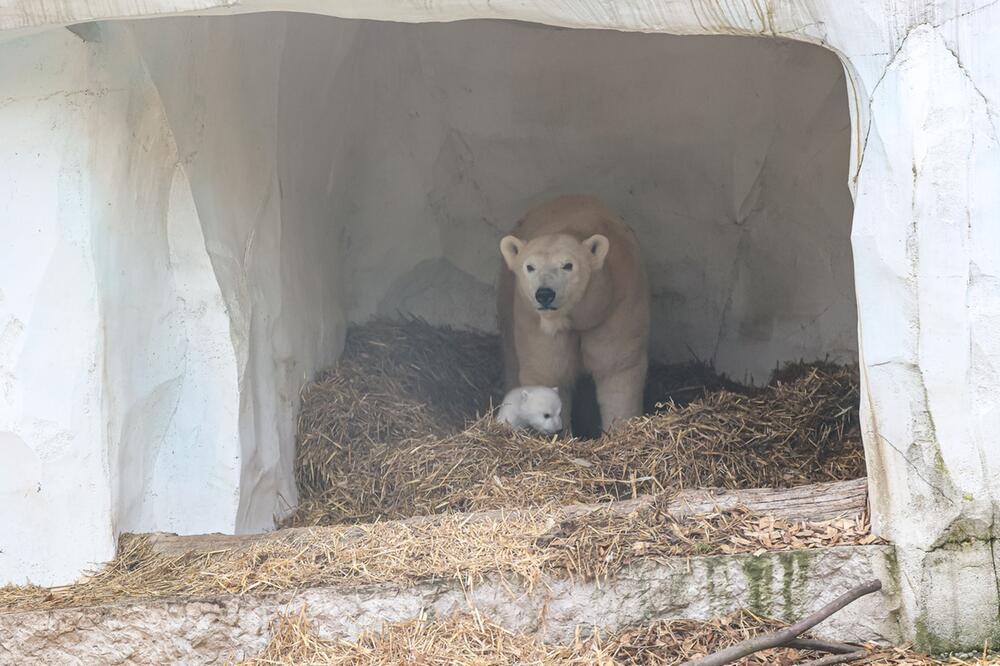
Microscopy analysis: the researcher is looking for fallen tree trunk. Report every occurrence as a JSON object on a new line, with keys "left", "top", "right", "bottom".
{"left": 146, "top": 478, "right": 868, "bottom": 557}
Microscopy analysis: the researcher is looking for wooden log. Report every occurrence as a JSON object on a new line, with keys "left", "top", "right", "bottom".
{"left": 145, "top": 478, "right": 867, "bottom": 557}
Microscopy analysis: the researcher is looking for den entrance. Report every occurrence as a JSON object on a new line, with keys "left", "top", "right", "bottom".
{"left": 279, "top": 18, "right": 862, "bottom": 527}
{"left": 0, "top": 13, "right": 884, "bottom": 661}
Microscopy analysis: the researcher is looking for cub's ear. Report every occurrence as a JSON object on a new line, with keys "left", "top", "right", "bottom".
{"left": 520, "top": 389, "right": 530, "bottom": 402}
{"left": 500, "top": 236, "right": 525, "bottom": 271}
{"left": 551, "top": 387, "right": 559, "bottom": 393}
{"left": 584, "top": 234, "right": 610, "bottom": 270}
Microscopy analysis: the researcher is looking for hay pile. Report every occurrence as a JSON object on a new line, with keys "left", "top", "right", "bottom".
{"left": 0, "top": 500, "right": 877, "bottom": 612}
{"left": 238, "top": 611, "right": 587, "bottom": 666}
{"left": 289, "top": 319, "right": 864, "bottom": 527}
{"left": 294, "top": 318, "right": 502, "bottom": 496}
{"left": 235, "top": 610, "right": 999, "bottom": 665}
{"left": 0, "top": 318, "right": 870, "bottom": 614}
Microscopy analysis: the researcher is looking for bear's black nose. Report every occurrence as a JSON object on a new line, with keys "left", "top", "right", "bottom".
{"left": 535, "top": 287, "right": 556, "bottom": 308}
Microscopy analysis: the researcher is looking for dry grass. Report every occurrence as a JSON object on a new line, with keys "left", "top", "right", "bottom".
{"left": 294, "top": 317, "right": 502, "bottom": 497}
{"left": 539, "top": 502, "right": 879, "bottom": 581}
{"left": 234, "top": 610, "right": 1000, "bottom": 665}
{"left": 289, "top": 319, "right": 863, "bottom": 526}
{"left": 235, "top": 610, "right": 592, "bottom": 665}
{"left": 0, "top": 497, "right": 878, "bottom": 612}
{"left": 0, "top": 319, "right": 874, "bottom": 627}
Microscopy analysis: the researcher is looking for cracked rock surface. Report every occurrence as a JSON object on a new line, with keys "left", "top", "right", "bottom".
{"left": 1, "top": 0, "right": 999, "bottom": 652}
{"left": 0, "top": 547, "right": 896, "bottom": 665}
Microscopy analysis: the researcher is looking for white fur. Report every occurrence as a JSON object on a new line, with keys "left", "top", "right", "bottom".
{"left": 498, "top": 196, "right": 651, "bottom": 434}
{"left": 496, "top": 386, "right": 563, "bottom": 434}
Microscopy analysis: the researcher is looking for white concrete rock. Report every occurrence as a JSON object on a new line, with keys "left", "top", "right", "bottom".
{"left": 0, "top": 0, "right": 998, "bottom": 651}
{"left": 0, "top": 547, "right": 897, "bottom": 664}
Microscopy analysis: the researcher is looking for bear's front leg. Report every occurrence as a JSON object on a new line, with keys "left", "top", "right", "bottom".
{"left": 592, "top": 360, "right": 646, "bottom": 432}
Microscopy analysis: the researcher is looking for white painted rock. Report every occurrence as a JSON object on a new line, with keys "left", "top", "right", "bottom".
{"left": 0, "top": 0, "right": 998, "bottom": 651}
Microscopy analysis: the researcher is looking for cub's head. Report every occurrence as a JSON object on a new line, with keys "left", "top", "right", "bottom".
{"left": 500, "top": 233, "right": 609, "bottom": 316}
{"left": 518, "top": 386, "right": 563, "bottom": 434}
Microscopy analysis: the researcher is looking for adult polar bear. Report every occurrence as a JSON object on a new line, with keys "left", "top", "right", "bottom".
{"left": 498, "top": 195, "right": 650, "bottom": 433}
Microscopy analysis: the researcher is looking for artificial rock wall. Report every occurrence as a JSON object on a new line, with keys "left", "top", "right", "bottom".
{"left": 136, "top": 15, "right": 858, "bottom": 384}
{"left": 330, "top": 20, "right": 857, "bottom": 383}
{"left": 0, "top": 13, "right": 855, "bottom": 586}
{"left": 129, "top": 14, "right": 860, "bottom": 385}
{"left": 0, "top": 21, "right": 347, "bottom": 585}
{"left": 2, "top": 0, "right": 1000, "bottom": 652}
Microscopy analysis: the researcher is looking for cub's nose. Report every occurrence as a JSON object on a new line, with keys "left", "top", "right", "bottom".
{"left": 535, "top": 287, "right": 556, "bottom": 308}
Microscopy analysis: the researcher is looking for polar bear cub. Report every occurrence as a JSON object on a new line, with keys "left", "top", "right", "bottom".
{"left": 496, "top": 386, "right": 563, "bottom": 434}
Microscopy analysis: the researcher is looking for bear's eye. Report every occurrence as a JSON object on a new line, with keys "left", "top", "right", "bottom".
{"left": 543, "top": 413, "right": 551, "bottom": 419}
{"left": 562, "top": 262, "right": 573, "bottom": 271}
{"left": 526, "top": 265, "right": 535, "bottom": 273}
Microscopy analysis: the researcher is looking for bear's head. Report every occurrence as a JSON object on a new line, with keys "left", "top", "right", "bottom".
{"left": 500, "top": 233, "right": 610, "bottom": 323}
{"left": 518, "top": 386, "right": 563, "bottom": 434}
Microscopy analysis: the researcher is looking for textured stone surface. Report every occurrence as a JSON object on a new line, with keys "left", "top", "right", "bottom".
{"left": 322, "top": 20, "right": 857, "bottom": 380}
{"left": 376, "top": 258, "right": 496, "bottom": 332}
{"left": 0, "top": 18, "right": 347, "bottom": 585}
{"left": 0, "top": 11, "right": 856, "bottom": 585}
{"left": 0, "top": 546, "right": 898, "bottom": 664}
{"left": 1, "top": 0, "right": 999, "bottom": 649}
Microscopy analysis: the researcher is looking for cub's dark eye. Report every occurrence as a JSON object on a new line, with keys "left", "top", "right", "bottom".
{"left": 526, "top": 265, "right": 535, "bottom": 273}
{"left": 543, "top": 413, "right": 551, "bottom": 418}
{"left": 562, "top": 263, "right": 573, "bottom": 271}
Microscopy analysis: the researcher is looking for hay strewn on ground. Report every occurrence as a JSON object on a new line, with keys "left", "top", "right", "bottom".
{"left": 0, "top": 499, "right": 877, "bottom": 612}
{"left": 289, "top": 318, "right": 864, "bottom": 527}
{"left": 0, "top": 318, "right": 872, "bottom": 617}
{"left": 235, "top": 610, "right": 999, "bottom": 666}
{"left": 294, "top": 318, "right": 502, "bottom": 497}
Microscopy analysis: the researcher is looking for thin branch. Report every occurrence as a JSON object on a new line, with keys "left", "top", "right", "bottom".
{"left": 798, "top": 651, "right": 868, "bottom": 666}
{"left": 681, "top": 579, "right": 882, "bottom": 666}
{"left": 788, "top": 638, "right": 862, "bottom": 654}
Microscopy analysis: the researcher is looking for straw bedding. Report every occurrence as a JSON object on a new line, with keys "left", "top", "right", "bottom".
{"left": 288, "top": 318, "right": 865, "bottom": 527}
{"left": 0, "top": 497, "right": 877, "bottom": 611}
{"left": 0, "top": 318, "right": 873, "bottom": 623}
{"left": 235, "top": 610, "right": 999, "bottom": 665}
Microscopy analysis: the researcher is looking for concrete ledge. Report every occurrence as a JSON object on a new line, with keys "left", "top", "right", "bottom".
{"left": 0, "top": 544, "right": 899, "bottom": 665}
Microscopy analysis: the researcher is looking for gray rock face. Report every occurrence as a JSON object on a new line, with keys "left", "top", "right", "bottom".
{"left": 376, "top": 258, "right": 496, "bottom": 332}
{"left": 0, "top": 546, "right": 897, "bottom": 665}
{"left": 2, "top": 0, "right": 1000, "bottom": 651}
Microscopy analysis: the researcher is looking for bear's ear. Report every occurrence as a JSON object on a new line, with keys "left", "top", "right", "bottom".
{"left": 520, "top": 389, "right": 530, "bottom": 402}
{"left": 584, "top": 234, "right": 610, "bottom": 270}
{"left": 500, "top": 236, "right": 525, "bottom": 271}
{"left": 551, "top": 387, "right": 559, "bottom": 393}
